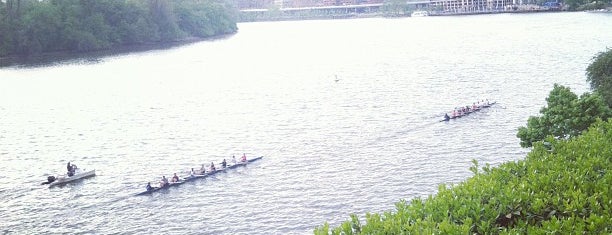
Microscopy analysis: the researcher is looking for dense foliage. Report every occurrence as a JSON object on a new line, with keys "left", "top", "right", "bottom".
{"left": 516, "top": 84, "right": 611, "bottom": 147}
{"left": 586, "top": 48, "right": 612, "bottom": 109}
{"left": 315, "top": 119, "right": 612, "bottom": 234}
{"left": 381, "top": 0, "right": 413, "bottom": 17}
{"left": 0, "top": 0, "right": 237, "bottom": 56}
{"left": 563, "top": 0, "right": 610, "bottom": 10}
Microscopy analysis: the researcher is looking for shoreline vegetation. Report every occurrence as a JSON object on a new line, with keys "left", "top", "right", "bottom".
{"left": 0, "top": 32, "right": 235, "bottom": 68}
{"left": 1, "top": 1, "right": 609, "bottom": 66}
{"left": 315, "top": 49, "right": 612, "bottom": 234}
{"left": 0, "top": 0, "right": 238, "bottom": 64}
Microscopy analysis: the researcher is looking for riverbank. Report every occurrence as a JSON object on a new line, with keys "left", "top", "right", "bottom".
{"left": 316, "top": 120, "right": 612, "bottom": 234}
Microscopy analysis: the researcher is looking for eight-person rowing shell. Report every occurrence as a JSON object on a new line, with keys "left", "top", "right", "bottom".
{"left": 442, "top": 99, "right": 495, "bottom": 122}
{"left": 140, "top": 154, "right": 262, "bottom": 193}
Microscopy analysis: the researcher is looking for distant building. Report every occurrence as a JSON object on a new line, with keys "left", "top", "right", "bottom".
{"left": 234, "top": 0, "right": 524, "bottom": 13}
{"left": 429, "top": 0, "right": 512, "bottom": 12}
{"left": 231, "top": 0, "right": 274, "bottom": 9}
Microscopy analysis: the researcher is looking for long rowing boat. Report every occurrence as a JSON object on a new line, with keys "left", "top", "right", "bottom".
{"left": 441, "top": 102, "right": 496, "bottom": 122}
{"left": 135, "top": 156, "right": 263, "bottom": 196}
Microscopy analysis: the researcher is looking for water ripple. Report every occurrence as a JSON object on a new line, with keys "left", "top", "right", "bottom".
{"left": 0, "top": 13, "right": 610, "bottom": 234}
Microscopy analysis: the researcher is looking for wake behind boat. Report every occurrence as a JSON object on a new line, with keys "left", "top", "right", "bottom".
{"left": 136, "top": 156, "right": 263, "bottom": 196}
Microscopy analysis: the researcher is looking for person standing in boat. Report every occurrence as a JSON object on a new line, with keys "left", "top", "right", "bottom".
{"left": 146, "top": 182, "right": 153, "bottom": 191}
{"left": 67, "top": 162, "right": 77, "bottom": 176}
{"left": 66, "top": 162, "right": 73, "bottom": 177}
{"left": 171, "top": 173, "right": 180, "bottom": 183}
{"left": 221, "top": 159, "right": 227, "bottom": 169}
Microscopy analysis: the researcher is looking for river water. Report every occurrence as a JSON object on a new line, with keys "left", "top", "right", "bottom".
{"left": 1, "top": 12, "right": 610, "bottom": 234}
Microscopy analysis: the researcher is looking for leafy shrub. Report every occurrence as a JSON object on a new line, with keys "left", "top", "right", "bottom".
{"left": 0, "top": 0, "right": 238, "bottom": 56}
{"left": 517, "top": 84, "right": 611, "bottom": 147}
{"left": 316, "top": 120, "right": 612, "bottom": 234}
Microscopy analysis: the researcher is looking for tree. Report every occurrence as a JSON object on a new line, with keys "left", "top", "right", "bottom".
{"left": 317, "top": 119, "right": 612, "bottom": 234}
{"left": 382, "top": 0, "right": 411, "bottom": 16}
{"left": 0, "top": 1, "right": 9, "bottom": 56}
{"left": 0, "top": 0, "right": 238, "bottom": 57}
{"left": 148, "top": 0, "right": 182, "bottom": 41}
{"left": 516, "top": 84, "right": 611, "bottom": 147}
{"left": 16, "top": 1, "right": 61, "bottom": 54}
{"left": 586, "top": 48, "right": 612, "bottom": 108}
{"left": 563, "top": 0, "right": 586, "bottom": 10}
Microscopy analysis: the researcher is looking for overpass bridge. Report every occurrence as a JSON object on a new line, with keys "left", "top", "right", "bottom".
{"left": 239, "top": 0, "right": 514, "bottom": 21}
{"left": 239, "top": 2, "right": 430, "bottom": 21}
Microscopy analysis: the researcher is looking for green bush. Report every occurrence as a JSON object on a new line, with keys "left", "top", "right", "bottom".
{"left": 517, "top": 84, "right": 611, "bottom": 147}
{"left": 0, "top": 0, "right": 237, "bottom": 56}
{"left": 316, "top": 120, "right": 612, "bottom": 234}
{"left": 587, "top": 48, "right": 612, "bottom": 109}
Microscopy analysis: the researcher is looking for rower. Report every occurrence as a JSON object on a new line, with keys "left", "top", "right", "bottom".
{"left": 221, "top": 159, "right": 227, "bottom": 168}
{"left": 171, "top": 173, "right": 180, "bottom": 183}
{"left": 241, "top": 153, "right": 247, "bottom": 162}
{"left": 160, "top": 176, "right": 169, "bottom": 187}
{"left": 210, "top": 162, "right": 216, "bottom": 171}
{"left": 146, "top": 182, "right": 153, "bottom": 191}
{"left": 200, "top": 164, "right": 206, "bottom": 174}
{"left": 190, "top": 168, "right": 196, "bottom": 176}
{"left": 472, "top": 103, "right": 478, "bottom": 111}
{"left": 232, "top": 155, "right": 237, "bottom": 165}
{"left": 444, "top": 113, "right": 450, "bottom": 121}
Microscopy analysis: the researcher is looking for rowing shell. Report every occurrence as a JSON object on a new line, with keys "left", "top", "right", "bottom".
{"left": 441, "top": 102, "right": 496, "bottom": 122}
{"left": 135, "top": 156, "right": 263, "bottom": 196}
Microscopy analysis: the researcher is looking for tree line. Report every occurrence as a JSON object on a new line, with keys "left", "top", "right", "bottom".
{"left": 315, "top": 48, "right": 612, "bottom": 234}
{"left": 0, "top": 0, "right": 238, "bottom": 57}
{"left": 517, "top": 48, "right": 612, "bottom": 147}
{"left": 563, "top": 0, "right": 611, "bottom": 11}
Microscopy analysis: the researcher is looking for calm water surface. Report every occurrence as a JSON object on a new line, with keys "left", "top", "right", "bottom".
{"left": 1, "top": 12, "right": 611, "bottom": 234}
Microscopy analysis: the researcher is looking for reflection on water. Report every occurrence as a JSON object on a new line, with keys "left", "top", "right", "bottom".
{"left": 1, "top": 12, "right": 611, "bottom": 234}
{"left": 0, "top": 34, "right": 235, "bottom": 68}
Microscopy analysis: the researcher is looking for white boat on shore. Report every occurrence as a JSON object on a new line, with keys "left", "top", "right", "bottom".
{"left": 44, "top": 168, "right": 96, "bottom": 187}
{"left": 411, "top": 11, "right": 429, "bottom": 17}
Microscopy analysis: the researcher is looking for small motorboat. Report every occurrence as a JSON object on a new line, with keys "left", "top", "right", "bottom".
{"left": 43, "top": 167, "right": 96, "bottom": 188}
